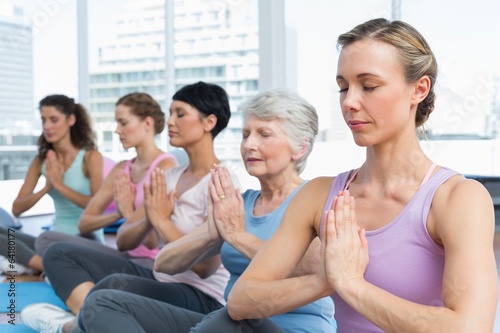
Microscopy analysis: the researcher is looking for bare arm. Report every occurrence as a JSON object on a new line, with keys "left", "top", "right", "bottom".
{"left": 154, "top": 222, "right": 224, "bottom": 278}
{"left": 78, "top": 161, "right": 123, "bottom": 234}
{"left": 115, "top": 205, "right": 154, "bottom": 250}
{"left": 326, "top": 178, "right": 498, "bottom": 333}
{"left": 12, "top": 156, "right": 49, "bottom": 217}
{"left": 227, "top": 177, "right": 333, "bottom": 320}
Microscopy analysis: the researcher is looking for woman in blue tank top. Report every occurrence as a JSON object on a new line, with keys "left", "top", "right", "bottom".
{"left": 0, "top": 94, "right": 102, "bottom": 273}
{"left": 229, "top": 18, "right": 498, "bottom": 332}
{"left": 74, "top": 89, "right": 336, "bottom": 333}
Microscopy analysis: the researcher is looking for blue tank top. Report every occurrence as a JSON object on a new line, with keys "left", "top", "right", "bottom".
{"left": 221, "top": 182, "right": 335, "bottom": 333}
{"left": 42, "top": 150, "right": 104, "bottom": 242}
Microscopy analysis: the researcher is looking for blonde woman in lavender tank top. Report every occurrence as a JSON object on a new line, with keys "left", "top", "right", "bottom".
{"left": 229, "top": 18, "right": 498, "bottom": 332}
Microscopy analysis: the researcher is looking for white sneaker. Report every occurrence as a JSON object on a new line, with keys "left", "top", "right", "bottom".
{"left": 21, "top": 303, "right": 75, "bottom": 333}
{"left": 0, "top": 255, "right": 37, "bottom": 275}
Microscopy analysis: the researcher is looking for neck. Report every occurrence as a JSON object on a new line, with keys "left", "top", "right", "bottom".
{"left": 51, "top": 140, "right": 79, "bottom": 157}
{"left": 360, "top": 140, "right": 432, "bottom": 188}
{"left": 134, "top": 140, "right": 163, "bottom": 166}
{"left": 183, "top": 137, "right": 219, "bottom": 176}
{"left": 258, "top": 172, "right": 303, "bottom": 203}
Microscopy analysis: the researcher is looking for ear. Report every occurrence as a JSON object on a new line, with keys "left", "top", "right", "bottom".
{"left": 411, "top": 75, "right": 431, "bottom": 105}
{"left": 204, "top": 114, "right": 218, "bottom": 133}
{"left": 291, "top": 142, "right": 308, "bottom": 162}
{"left": 144, "top": 116, "right": 155, "bottom": 132}
{"left": 68, "top": 114, "right": 76, "bottom": 127}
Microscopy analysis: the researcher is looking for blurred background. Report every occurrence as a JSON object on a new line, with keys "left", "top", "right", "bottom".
{"left": 0, "top": 0, "right": 499, "bottom": 191}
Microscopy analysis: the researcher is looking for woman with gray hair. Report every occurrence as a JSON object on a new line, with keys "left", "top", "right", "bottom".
{"left": 78, "top": 89, "right": 336, "bottom": 333}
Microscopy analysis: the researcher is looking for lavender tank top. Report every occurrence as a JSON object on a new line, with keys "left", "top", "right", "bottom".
{"left": 322, "top": 166, "right": 458, "bottom": 332}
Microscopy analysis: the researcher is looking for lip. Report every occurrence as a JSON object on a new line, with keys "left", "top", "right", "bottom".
{"left": 347, "top": 120, "right": 368, "bottom": 130}
{"left": 246, "top": 157, "right": 262, "bottom": 163}
{"left": 168, "top": 131, "right": 177, "bottom": 137}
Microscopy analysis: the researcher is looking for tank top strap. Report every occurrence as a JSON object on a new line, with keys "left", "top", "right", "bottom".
{"left": 123, "top": 158, "right": 133, "bottom": 175}
{"left": 146, "top": 152, "right": 177, "bottom": 174}
{"left": 419, "top": 163, "right": 437, "bottom": 188}
{"left": 319, "top": 170, "right": 353, "bottom": 239}
{"left": 344, "top": 168, "right": 359, "bottom": 190}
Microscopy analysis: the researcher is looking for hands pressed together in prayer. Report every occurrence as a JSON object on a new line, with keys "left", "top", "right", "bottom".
{"left": 320, "top": 190, "right": 369, "bottom": 294}
{"left": 143, "top": 168, "right": 176, "bottom": 228}
{"left": 113, "top": 170, "right": 136, "bottom": 219}
{"left": 207, "top": 164, "right": 245, "bottom": 244}
{"left": 44, "top": 150, "right": 65, "bottom": 190}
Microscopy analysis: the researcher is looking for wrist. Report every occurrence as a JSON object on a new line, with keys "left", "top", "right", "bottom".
{"left": 334, "top": 276, "right": 366, "bottom": 299}
{"left": 52, "top": 182, "right": 63, "bottom": 191}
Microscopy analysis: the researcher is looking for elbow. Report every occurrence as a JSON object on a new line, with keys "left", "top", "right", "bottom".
{"left": 11, "top": 200, "right": 24, "bottom": 217}
{"left": 11, "top": 204, "right": 21, "bottom": 218}
{"left": 226, "top": 297, "right": 246, "bottom": 321}
{"left": 226, "top": 285, "right": 253, "bottom": 321}
{"left": 115, "top": 237, "right": 131, "bottom": 251}
{"left": 154, "top": 259, "right": 184, "bottom": 275}
{"left": 77, "top": 216, "right": 92, "bottom": 234}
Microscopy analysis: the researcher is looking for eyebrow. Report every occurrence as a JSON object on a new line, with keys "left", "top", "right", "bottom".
{"left": 336, "top": 73, "right": 381, "bottom": 80}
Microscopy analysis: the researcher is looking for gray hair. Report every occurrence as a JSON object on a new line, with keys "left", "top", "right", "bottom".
{"left": 239, "top": 90, "right": 318, "bottom": 174}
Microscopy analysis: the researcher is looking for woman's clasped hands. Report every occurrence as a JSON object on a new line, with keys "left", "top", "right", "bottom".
{"left": 144, "top": 168, "right": 176, "bottom": 227}
{"left": 320, "top": 190, "right": 369, "bottom": 294}
{"left": 207, "top": 165, "right": 245, "bottom": 245}
{"left": 44, "top": 150, "right": 65, "bottom": 190}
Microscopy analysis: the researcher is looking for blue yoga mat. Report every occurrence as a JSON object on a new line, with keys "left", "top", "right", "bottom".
{"left": 0, "top": 281, "right": 68, "bottom": 313}
{"left": 0, "top": 324, "right": 37, "bottom": 333}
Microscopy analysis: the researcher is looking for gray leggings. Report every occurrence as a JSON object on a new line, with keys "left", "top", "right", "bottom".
{"left": 0, "top": 227, "right": 104, "bottom": 267}
{"left": 44, "top": 242, "right": 222, "bottom": 313}
{"left": 80, "top": 290, "right": 285, "bottom": 333}
{"left": 0, "top": 225, "right": 37, "bottom": 266}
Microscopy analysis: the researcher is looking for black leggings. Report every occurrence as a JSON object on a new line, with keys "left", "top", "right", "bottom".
{"left": 80, "top": 290, "right": 285, "bottom": 333}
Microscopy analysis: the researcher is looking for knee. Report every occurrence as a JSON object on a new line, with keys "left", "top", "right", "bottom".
{"left": 80, "top": 290, "right": 119, "bottom": 327}
{"left": 42, "top": 241, "right": 73, "bottom": 271}
{"left": 92, "top": 273, "right": 135, "bottom": 293}
{"left": 34, "top": 231, "right": 57, "bottom": 254}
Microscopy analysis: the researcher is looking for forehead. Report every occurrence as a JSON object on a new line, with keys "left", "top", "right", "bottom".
{"left": 115, "top": 104, "right": 135, "bottom": 118}
{"left": 40, "top": 106, "right": 64, "bottom": 117}
{"left": 337, "top": 39, "right": 402, "bottom": 78}
{"left": 243, "top": 115, "right": 283, "bottom": 129}
{"left": 169, "top": 100, "right": 199, "bottom": 113}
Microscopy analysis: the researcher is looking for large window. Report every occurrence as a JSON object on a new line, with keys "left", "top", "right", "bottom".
{"left": 0, "top": 0, "right": 499, "bottom": 180}
{"left": 285, "top": 0, "right": 500, "bottom": 176}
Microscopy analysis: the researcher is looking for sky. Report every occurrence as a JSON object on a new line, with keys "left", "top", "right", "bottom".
{"left": 4, "top": 0, "right": 500, "bottom": 136}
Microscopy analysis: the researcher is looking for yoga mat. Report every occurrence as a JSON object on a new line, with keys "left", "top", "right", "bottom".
{"left": 0, "top": 281, "right": 68, "bottom": 313}
{"left": 0, "top": 324, "right": 37, "bottom": 333}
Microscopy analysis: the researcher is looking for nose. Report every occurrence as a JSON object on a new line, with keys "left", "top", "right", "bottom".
{"left": 341, "top": 87, "right": 361, "bottom": 112}
{"left": 167, "top": 114, "right": 175, "bottom": 126}
{"left": 114, "top": 123, "right": 120, "bottom": 134}
{"left": 241, "top": 134, "right": 257, "bottom": 151}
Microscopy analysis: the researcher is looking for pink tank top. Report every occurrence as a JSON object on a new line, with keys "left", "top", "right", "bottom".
{"left": 321, "top": 165, "right": 458, "bottom": 332}
{"left": 123, "top": 153, "right": 177, "bottom": 259}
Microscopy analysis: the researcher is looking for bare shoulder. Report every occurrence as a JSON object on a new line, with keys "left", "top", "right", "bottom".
{"left": 84, "top": 149, "right": 103, "bottom": 164}
{"left": 303, "top": 176, "right": 336, "bottom": 194}
{"left": 434, "top": 174, "right": 492, "bottom": 207}
{"left": 157, "top": 156, "right": 178, "bottom": 171}
{"left": 100, "top": 160, "right": 127, "bottom": 181}
{"left": 431, "top": 174, "right": 495, "bottom": 243}
{"left": 286, "top": 176, "right": 336, "bottom": 232}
